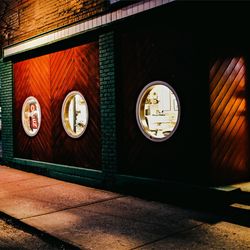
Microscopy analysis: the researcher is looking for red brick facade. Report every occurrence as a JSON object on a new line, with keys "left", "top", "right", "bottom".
{"left": 0, "top": 0, "right": 107, "bottom": 47}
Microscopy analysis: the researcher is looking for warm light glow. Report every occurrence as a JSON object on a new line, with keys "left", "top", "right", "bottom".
{"left": 230, "top": 203, "right": 250, "bottom": 210}
{"left": 61, "top": 91, "right": 88, "bottom": 138}
{"left": 210, "top": 57, "right": 249, "bottom": 181}
{"left": 136, "top": 81, "right": 180, "bottom": 142}
{"left": 21, "top": 96, "right": 41, "bottom": 137}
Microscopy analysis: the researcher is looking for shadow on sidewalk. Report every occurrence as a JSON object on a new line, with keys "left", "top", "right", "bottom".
{"left": 115, "top": 180, "right": 250, "bottom": 229}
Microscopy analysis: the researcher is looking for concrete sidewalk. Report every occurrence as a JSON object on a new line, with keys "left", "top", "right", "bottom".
{"left": 0, "top": 165, "right": 249, "bottom": 249}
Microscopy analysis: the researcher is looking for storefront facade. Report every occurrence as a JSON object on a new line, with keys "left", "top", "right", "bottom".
{"left": 0, "top": 1, "right": 250, "bottom": 193}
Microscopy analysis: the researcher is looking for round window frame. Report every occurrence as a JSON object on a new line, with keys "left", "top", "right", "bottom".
{"left": 136, "top": 81, "right": 181, "bottom": 142}
{"left": 61, "top": 91, "right": 89, "bottom": 139}
{"left": 21, "top": 96, "right": 42, "bottom": 137}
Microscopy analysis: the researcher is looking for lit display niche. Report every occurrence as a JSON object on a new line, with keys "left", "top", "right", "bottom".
{"left": 22, "top": 96, "right": 41, "bottom": 137}
{"left": 61, "top": 91, "right": 89, "bottom": 138}
{"left": 136, "top": 81, "right": 180, "bottom": 142}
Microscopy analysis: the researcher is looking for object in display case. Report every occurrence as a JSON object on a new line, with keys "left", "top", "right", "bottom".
{"left": 61, "top": 91, "right": 88, "bottom": 138}
{"left": 136, "top": 81, "right": 180, "bottom": 142}
{"left": 22, "top": 96, "right": 41, "bottom": 137}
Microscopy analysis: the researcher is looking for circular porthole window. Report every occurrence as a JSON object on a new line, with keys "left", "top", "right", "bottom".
{"left": 22, "top": 96, "right": 41, "bottom": 137}
{"left": 61, "top": 91, "right": 89, "bottom": 138}
{"left": 136, "top": 81, "right": 180, "bottom": 142}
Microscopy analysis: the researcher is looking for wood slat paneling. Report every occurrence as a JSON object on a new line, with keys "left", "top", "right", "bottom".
{"left": 30, "top": 55, "right": 52, "bottom": 161}
{"left": 210, "top": 57, "right": 249, "bottom": 184}
{"left": 117, "top": 27, "right": 192, "bottom": 179}
{"left": 14, "top": 41, "right": 100, "bottom": 170}
{"left": 51, "top": 42, "right": 101, "bottom": 169}
{"left": 50, "top": 48, "right": 76, "bottom": 165}
{"left": 14, "top": 60, "right": 32, "bottom": 160}
{"left": 14, "top": 55, "right": 52, "bottom": 161}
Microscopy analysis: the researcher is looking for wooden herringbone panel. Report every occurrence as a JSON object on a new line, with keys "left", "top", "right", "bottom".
{"left": 14, "top": 55, "right": 52, "bottom": 162}
{"left": 119, "top": 29, "right": 181, "bottom": 178}
{"left": 51, "top": 48, "right": 75, "bottom": 165}
{"left": 51, "top": 42, "right": 101, "bottom": 169}
{"left": 210, "top": 57, "right": 249, "bottom": 183}
{"left": 73, "top": 43, "right": 101, "bottom": 168}
{"left": 14, "top": 60, "right": 32, "bottom": 159}
{"left": 14, "top": 41, "right": 100, "bottom": 170}
{"left": 29, "top": 55, "right": 52, "bottom": 161}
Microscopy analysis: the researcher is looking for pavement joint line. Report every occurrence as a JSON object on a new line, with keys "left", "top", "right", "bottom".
{"left": 129, "top": 222, "right": 205, "bottom": 250}
{"left": 19, "top": 194, "right": 126, "bottom": 220}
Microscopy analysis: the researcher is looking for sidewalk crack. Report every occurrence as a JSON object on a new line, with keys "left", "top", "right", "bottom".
{"left": 19, "top": 194, "right": 126, "bottom": 220}
{"left": 130, "top": 223, "right": 205, "bottom": 250}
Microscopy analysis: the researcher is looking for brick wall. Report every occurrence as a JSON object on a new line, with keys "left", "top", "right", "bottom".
{"left": 0, "top": 59, "right": 13, "bottom": 162}
{"left": 0, "top": 0, "right": 107, "bottom": 46}
{"left": 99, "top": 31, "right": 117, "bottom": 185}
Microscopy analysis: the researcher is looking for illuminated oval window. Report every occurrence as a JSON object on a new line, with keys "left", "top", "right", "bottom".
{"left": 136, "top": 81, "right": 180, "bottom": 142}
{"left": 22, "top": 96, "right": 41, "bottom": 137}
{"left": 61, "top": 91, "right": 89, "bottom": 138}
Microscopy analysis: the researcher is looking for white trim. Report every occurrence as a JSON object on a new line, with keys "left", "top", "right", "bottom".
{"left": 21, "top": 96, "right": 42, "bottom": 137}
{"left": 61, "top": 91, "right": 89, "bottom": 139}
{"left": 3, "top": 0, "right": 174, "bottom": 58}
{"left": 136, "top": 81, "right": 181, "bottom": 142}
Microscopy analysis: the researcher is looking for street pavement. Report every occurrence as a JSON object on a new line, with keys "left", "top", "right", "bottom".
{"left": 0, "top": 165, "right": 249, "bottom": 249}
{"left": 0, "top": 216, "right": 66, "bottom": 249}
